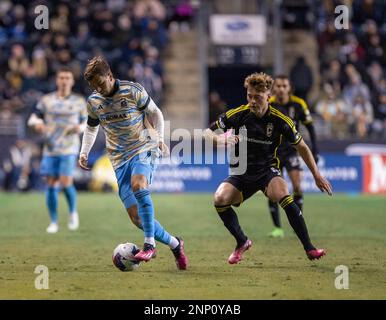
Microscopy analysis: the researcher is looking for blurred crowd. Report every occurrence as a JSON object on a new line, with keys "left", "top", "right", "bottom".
{"left": 315, "top": 0, "right": 386, "bottom": 139}
{"left": 0, "top": 0, "right": 194, "bottom": 124}
{"left": 0, "top": 0, "right": 195, "bottom": 191}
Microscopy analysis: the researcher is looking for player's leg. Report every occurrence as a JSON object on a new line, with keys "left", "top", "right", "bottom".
{"left": 288, "top": 169, "right": 303, "bottom": 212}
{"left": 267, "top": 165, "right": 284, "bottom": 238}
{"left": 266, "top": 176, "right": 325, "bottom": 260}
{"left": 126, "top": 204, "right": 188, "bottom": 269}
{"left": 45, "top": 175, "right": 60, "bottom": 233}
{"left": 214, "top": 180, "right": 253, "bottom": 264}
{"left": 41, "top": 155, "right": 60, "bottom": 233}
{"left": 59, "top": 155, "right": 79, "bottom": 230}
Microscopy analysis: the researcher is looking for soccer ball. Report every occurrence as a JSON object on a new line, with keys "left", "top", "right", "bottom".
{"left": 112, "top": 242, "right": 141, "bottom": 271}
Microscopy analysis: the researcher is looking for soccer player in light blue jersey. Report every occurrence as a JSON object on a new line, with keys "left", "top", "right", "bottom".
{"left": 79, "top": 56, "right": 188, "bottom": 269}
{"left": 28, "top": 67, "right": 87, "bottom": 233}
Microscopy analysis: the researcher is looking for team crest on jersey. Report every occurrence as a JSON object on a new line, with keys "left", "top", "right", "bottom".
{"left": 266, "top": 123, "right": 273, "bottom": 137}
{"left": 121, "top": 99, "right": 128, "bottom": 108}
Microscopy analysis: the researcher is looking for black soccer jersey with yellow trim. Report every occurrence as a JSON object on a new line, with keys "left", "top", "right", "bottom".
{"left": 269, "top": 95, "right": 312, "bottom": 157}
{"left": 210, "top": 104, "right": 302, "bottom": 175}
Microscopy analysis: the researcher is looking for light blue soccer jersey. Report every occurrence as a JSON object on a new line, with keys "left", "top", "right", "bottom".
{"left": 36, "top": 92, "right": 87, "bottom": 156}
{"left": 86, "top": 80, "right": 157, "bottom": 170}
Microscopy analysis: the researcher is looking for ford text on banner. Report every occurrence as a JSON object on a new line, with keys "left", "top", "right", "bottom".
{"left": 210, "top": 15, "right": 267, "bottom": 45}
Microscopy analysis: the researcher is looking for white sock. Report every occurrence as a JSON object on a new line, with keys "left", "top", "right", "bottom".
{"left": 168, "top": 236, "right": 179, "bottom": 250}
{"left": 145, "top": 237, "right": 156, "bottom": 247}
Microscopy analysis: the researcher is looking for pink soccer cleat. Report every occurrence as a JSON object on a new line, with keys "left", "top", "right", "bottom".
{"left": 134, "top": 244, "right": 157, "bottom": 262}
{"left": 306, "top": 248, "right": 326, "bottom": 260}
{"left": 171, "top": 237, "right": 189, "bottom": 270}
{"left": 228, "top": 239, "right": 252, "bottom": 264}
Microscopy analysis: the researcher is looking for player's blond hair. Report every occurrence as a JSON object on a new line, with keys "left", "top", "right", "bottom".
{"left": 84, "top": 56, "right": 111, "bottom": 82}
{"left": 244, "top": 72, "right": 274, "bottom": 93}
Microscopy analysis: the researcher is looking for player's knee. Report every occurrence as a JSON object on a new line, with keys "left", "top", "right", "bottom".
{"left": 214, "top": 192, "right": 231, "bottom": 206}
{"left": 59, "top": 176, "right": 73, "bottom": 187}
{"left": 131, "top": 176, "right": 147, "bottom": 192}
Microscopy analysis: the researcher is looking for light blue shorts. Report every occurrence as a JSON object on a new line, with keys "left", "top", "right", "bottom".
{"left": 114, "top": 151, "right": 157, "bottom": 209}
{"left": 40, "top": 154, "right": 77, "bottom": 177}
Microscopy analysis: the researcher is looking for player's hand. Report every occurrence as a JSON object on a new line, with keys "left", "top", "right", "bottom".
{"left": 68, "top": 125, "right": 81, "bottom": 134}
{"left": 78, "top": 153, "right": 91, "bottom": 170}
{"left": 315, "top": 174, "right": 333, "bottom": 196}
{"left": 158, "top": 141, "right": 170, "bottom": 157}
{"left": 216, "top": 132, "right": 239, "bottom": 146}
{"left": 34, "top": 123, "right": 47, "bottom": 134}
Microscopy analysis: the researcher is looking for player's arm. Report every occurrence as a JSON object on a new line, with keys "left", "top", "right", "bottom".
{"left": 281, "top": 117, "right": 332, "bottom": 195}
{"left": 203, "top": 111, "right": 238, "bottom": 146}
{"left": 27, "top": 99, "right": 46, "bottom": 134}
{"left": 143, "top": 99, "right": 169, "bottom": 156}
{"left": 79, "top": 102, "right": 100, "bottom": 170}
{"left": 294, "top": 140, "right": 332, "bottom": 195}
{"left": 134, "top": 84, "right": 170, "bottom": 156}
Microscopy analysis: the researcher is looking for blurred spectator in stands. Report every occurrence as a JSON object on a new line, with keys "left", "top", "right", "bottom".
{"left": 290, "top": 56, "right": 313, "bottom": 100}
{"left": 352, "top": 0, "right": 384, "bottom": 25}
{"left": 316, "top": 83, "right": 349, "bottom": 139}
{"left": 372, "top": 92, "right": 386, "bottom": 138}
{"left": 351, "top": 94, "right": 374, "bottom": 138}
{"left": 8, "top": 43, "right": 29, "bottom": 76}
{"left": 50, "top": 3, "right": 71, "bottom": 34}
{"left": 209, "top": 91, "right": 227, "bottom": 125}
{"left": 31, "top": 47, "right": 48, "bottom": 80}
{"left": 365, "top": 33, "right": 385, "bottom": 66}
{"left": 342, "top": 71, "right": 370, "bottom": 107}
{"left": 322, "top": 59, "right": 344, "bottom": 95}
{"left": 134, "top": 0, "right": 166, "bottom": 21}
{"left": 168, "top": 0, "right": 195, "bottom": 33}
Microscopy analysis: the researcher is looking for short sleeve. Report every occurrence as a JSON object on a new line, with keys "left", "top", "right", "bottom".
{"left": 86, "top": 98, "right": 98, "bottom": 119}
{"left": 133, "top": 83, "right": 151, "bottom": 111}
{"left": 281, "top": 117, "right": 303, "bottom": 145}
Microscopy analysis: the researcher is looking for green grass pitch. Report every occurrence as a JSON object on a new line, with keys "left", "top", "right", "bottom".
{"left": 1, "top": 192, "right": 385, "bottom": 299}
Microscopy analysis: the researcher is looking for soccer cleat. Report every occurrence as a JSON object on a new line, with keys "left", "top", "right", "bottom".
{"left": 228, "top": 239, "right": 252, "bottom": 264}
{"left": 171, "top": 237, "right": 189, "bottom": 270}
{"left": 267, "top": 227, "right": 284, "bottom": 238}
{"left": 306, "top": 248, "right": 326, "bottom": 260}
{"left": 134, "top": 243, "right": 157, "bottom": 262}
{"left": 68, "top": 212, "right": 79, "bottom": 231}
{"left": 46, "top": 222, "right": 59, "bottom": 234}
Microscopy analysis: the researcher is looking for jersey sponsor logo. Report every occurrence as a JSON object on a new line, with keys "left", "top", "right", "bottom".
{"left": 266, "top": 123, "right": 273, "bottom": 137}
{"left": 100, "top": 112, "right": 131, "bottom": 123}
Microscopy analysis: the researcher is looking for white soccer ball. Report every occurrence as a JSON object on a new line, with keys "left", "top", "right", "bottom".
{"left": 112, "top": 242, "right": 141, "bottom": 271}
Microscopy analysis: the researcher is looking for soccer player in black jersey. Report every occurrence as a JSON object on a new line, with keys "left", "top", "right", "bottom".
{"left": 204, "top": 72, "right": 332, "bottom": 264}
{"left": 266, "top": 75, "right": 319, "bottom": 238}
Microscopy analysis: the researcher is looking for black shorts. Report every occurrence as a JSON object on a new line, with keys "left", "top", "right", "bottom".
{"left": 279, "top": 151, "right": 302, "bottom": 172}
{"left": 224, "top": 167, "right": 281, "bottom": 205}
